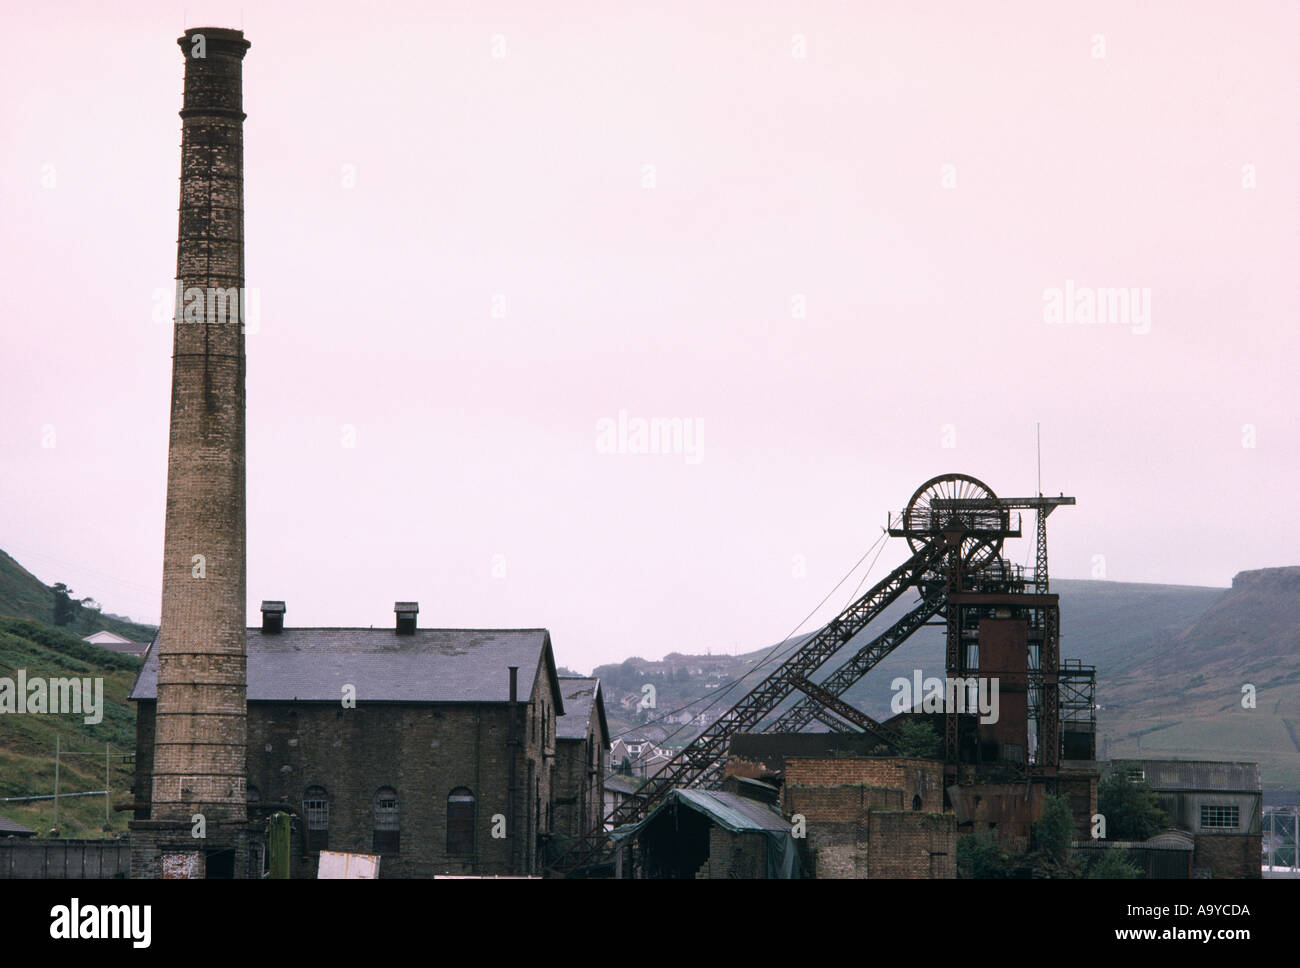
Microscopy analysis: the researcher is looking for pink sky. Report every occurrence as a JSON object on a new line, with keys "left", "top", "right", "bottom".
{"left": 1, "top": 1, "right": 1296, "bottom": 672}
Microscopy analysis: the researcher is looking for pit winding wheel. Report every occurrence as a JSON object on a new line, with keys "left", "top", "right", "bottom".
{"left": 903, "top": 473, "right": 1004, "bottom": 570}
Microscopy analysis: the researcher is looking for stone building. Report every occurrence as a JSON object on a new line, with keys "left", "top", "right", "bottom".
{"left": 131, "top": 602, "right": 566, "bottom": 877}
{"left": 554, "top": 677, "right": 609, "bottom": 844}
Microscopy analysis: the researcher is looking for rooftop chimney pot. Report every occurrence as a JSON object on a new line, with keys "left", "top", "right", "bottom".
{"left": 394, "top": 601, "right": 418, "bottom": 635}
{"left": 260, "top": 601, "right": 285, "bottom": 634}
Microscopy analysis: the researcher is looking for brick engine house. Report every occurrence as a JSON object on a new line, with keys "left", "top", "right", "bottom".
{"left": 131, "top": 602, "right": 608, "bottom": 877}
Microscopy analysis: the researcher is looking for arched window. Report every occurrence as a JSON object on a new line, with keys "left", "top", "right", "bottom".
{"left": 912, "top": 795, "right": 923, "bottom": 811}
{"left": 374, "top": 787, "right": 400, "bottom": 854}
{"left": 303, "top": 785, "right": 329, "bottom": 853}
{"left": 447, "top": 787, "right": 475, "bottom": 856}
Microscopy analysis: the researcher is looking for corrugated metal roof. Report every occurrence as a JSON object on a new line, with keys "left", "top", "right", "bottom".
{"left": 676, "top": 790, "right": 790, "bottom": 833}
{"left": 1102, "top": 760, "right": 1261, "bottom": 793}
{"left": 129, "top": 627, "right": 553, "bottom": 704}
{"left": 616, "top": 789, "right": 789, "bottom": 838}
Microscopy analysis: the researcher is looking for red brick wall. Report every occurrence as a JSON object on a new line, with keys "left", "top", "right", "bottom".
{"left": 868, "top": 811, "right": 957, "bottom": 879}
{"left": 783, "top": 784, "right": 902, "bottom": 821}
{"left": 1193, "top": 834, "right": 1262, "bottom": 879}
{"left": 784, "top": 757, "right": 944, "bottom": 811}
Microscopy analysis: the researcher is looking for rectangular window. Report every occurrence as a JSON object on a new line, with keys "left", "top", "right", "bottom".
{"left": 374, "top": 791, "right": 400, "bottom": 854}
{"left": 304, "top": 795, "right": 329, "bottom": 853}
{"left": 447, "top": 791, "right": 475, "bottom": 855}
{"left": 1200, "top": 804, "right": 1239, "bottom": 829}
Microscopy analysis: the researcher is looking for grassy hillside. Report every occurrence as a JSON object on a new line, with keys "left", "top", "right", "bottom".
{"left": 0, "top": 618, "right": 141, "bottom": 838}
{"left": 0, "top": 548, "right": 157, "bottom": 643}
{"left": 1098, "top": 567, "right": 1300, "bottom": 789}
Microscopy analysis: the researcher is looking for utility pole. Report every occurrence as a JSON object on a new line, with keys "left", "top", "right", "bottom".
{"left": 53, "top": 734, "right": 60, "bottom": 833}
{"left": 105, "top": 743, "right": 111, "bottom": 828}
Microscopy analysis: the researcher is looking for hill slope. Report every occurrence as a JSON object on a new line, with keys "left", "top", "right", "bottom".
{"left": 1099, "top": 567, "right": 1300, "bottom": 788}
{"left": 0, "top": 548, "right": 157, "bottom": 642}
{"left": 0, "top": 618, "right": 141, "bottom": 838}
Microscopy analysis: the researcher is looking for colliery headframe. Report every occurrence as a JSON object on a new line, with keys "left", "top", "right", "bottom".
{"left": 555, "top": 472, "right": 1094, "bottom": 876}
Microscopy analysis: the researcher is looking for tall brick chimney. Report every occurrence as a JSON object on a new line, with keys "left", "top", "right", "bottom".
{"left": 133, "top": 27, "right": 254, "bottom": 879}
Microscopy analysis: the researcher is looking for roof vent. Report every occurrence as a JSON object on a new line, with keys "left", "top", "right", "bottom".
{"left": 394, "top": 601, "right": 419, "bottom": 635}
{"left": 260, "top": 600, "right": 285, "bottom": 634}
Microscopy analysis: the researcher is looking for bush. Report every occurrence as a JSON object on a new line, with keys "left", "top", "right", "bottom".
{"left": 957, "top": 833, "right": 1024, "bottom": 878}
{"left": 1084, "top": 847, "right": 1143, "bottom": 879}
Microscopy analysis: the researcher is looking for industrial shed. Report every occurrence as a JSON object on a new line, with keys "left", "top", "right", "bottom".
{"left": 612, "top": 789, "right": 801, "bottom": 878}
{"left": 1100, "top": 760, "right": 1262, "bottom": 878}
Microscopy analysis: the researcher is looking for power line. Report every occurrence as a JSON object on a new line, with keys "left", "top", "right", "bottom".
{"left": 608, "top": 528, "right": 892, "bottom": 744}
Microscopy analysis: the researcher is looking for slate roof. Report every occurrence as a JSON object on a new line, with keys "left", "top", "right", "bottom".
{"left": 1101, "top": 760, "right": 1261, "bottom": 793}
{"left": 129, "top": 627, "right": 559, "bottom": 707}
{"left": 556, "top": 676, "right": 609, "bottom": 745}
{"left": 603, "top": 774, "right": 647, "bottom": 797}
{"left": 0, "top": 816, "right": 36, "bottom": 836}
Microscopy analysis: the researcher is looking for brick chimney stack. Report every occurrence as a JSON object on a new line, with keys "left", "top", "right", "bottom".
{"left": 151, "top": 27, "right": 251, "bottom": 830}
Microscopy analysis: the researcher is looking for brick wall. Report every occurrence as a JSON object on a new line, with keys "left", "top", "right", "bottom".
{"left": 554, "top": 740, "right": 587, "bottom": 839}
{"left": 783, "top": 784, "right": 902, "bottom": 821}
{"left": 777, "top": 761, "right": 954, "bottom": 878}
{"left": 153, "top": 27, "right": 252, "bottom": 829}
{"left": 553, "top": 699, "right": 607, "bottom": 843}
{"left": 784, "top": 757, "right": 944, "bottom": 811}
{"left": 702, "top": 827, "right": 768, "bottom": 879}
{"left": 1193, "top": 834, "right": 1262, "bottom": 879}
{"left": 133, "top": 650, "right": 558, "bottom": 878}
{"left": 868, "top": 811, "right": 957, "bottom": 879}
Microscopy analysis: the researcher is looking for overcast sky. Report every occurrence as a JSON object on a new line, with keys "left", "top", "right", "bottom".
{"left": 1, "top": 1, "right": 1295, "bottom": 673}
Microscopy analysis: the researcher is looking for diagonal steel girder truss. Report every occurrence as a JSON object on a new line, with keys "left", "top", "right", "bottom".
{"left": 789, "top": 675, "right": 901, "bottom": 744}
{"left": 761, "top": 589, "right": 947, "bottom": 734}
{"left": 688, "top": 590, "right": 946, "bottom": 790}
{"left": 602, "top": 535, "right": 952, "bottom": 830}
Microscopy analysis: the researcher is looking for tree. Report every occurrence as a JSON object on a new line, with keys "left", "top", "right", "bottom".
{"left": 1033, "top": 794, "right": 1076, "bottom": 872}
{"left": 1097, "top": 769, "right": 1168, "bottom": 841}
{"left": 52, "top": 583, "right": 79, "bottom": 627}
{"left": 894, "top": 719, "right": 943, "bottom": 759}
